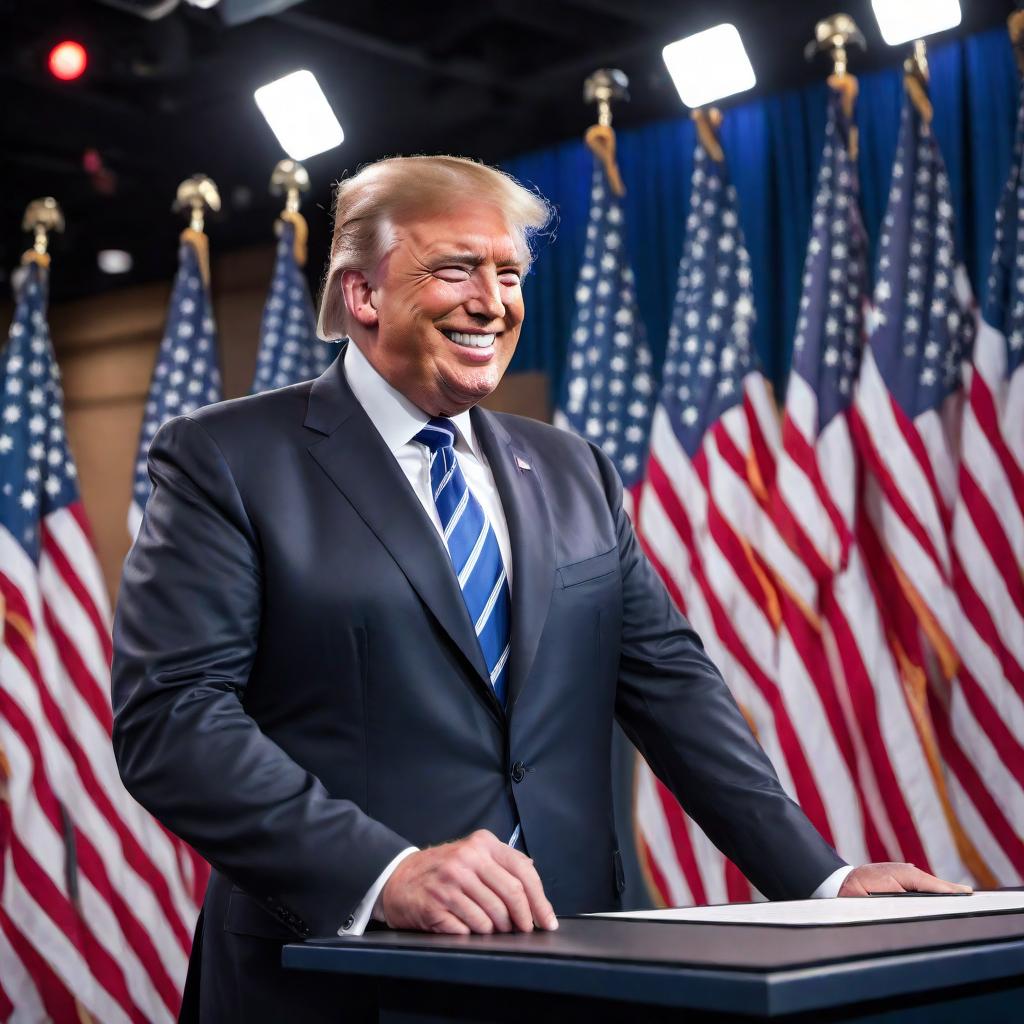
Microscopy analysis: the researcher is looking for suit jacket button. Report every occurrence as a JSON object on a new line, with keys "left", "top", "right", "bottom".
{"left": 511, "top": 761, "right": 526, "bottom": 783}
{"left": 343, "top": 915, "right": 355, "bottom": 930}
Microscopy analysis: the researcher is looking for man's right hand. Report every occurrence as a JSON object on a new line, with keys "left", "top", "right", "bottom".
{"left": 378, "top": 829, "right": 558, "bottom": 934}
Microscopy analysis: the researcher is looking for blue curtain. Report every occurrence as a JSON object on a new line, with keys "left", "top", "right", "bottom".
{"left": 502, "top": 27, "right": 1020, "bottom": 402}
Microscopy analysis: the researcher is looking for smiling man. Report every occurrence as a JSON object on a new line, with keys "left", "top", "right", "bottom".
{"left": 111, "top": 156, "right": 968, "bottom": 1023}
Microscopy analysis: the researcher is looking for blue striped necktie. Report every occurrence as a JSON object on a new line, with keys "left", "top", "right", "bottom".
{"left": 413, "top": 417, "right": 512, "bottom": 706}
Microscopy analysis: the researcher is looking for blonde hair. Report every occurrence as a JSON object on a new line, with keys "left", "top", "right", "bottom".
{"left": 316, "top": 155, "right": 552, "bottom": 341}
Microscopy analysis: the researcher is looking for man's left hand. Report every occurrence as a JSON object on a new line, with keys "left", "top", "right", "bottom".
{"left": 839, "top": 862, "right": 973, "bottom": 897}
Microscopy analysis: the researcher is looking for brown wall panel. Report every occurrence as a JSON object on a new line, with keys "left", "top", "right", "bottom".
{"left": 59, "top": 338, "right": 158, "bottom": 404}
{"left": 64, "top": 402, "right": 144, "bottom": 601}
{"left": 50, "top": 282, "right": 172, "bottom": 350}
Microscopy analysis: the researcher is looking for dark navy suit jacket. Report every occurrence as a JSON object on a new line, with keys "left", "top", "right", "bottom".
{"left": 111, "top": 351, "right": 844, "bottom": 1022}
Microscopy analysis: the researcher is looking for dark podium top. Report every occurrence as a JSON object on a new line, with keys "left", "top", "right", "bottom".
{"left": 283, "top": 904, "right": 1024, "bottom": 1020}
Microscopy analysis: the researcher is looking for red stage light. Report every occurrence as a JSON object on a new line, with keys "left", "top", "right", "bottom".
{"left": 48, "top": 41, "right": 88, "bottom": 82}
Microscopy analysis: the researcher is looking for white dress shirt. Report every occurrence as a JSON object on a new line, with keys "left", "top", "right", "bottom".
{"left": 335, "top": 340, "right": 851, "bottom": 935}
{"left": 343, "top": 340, "right": 513, "bottom": 580}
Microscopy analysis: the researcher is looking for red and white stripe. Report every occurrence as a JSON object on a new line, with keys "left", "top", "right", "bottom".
{"left": 1, "top": 502, "right": 205, "bottom": 1021}
{"left": 715, "top": 377, "right": 870, "bottom": 864}
{"left": 853, "top": 335, "right": 1024, "bottom": 884}
{"left": 950, "top": 313, "right": 1024, "bottom": 878}
{"left": 43, "top": 506, "right": 209, "bottom": 905}
{"left": 776, "top": 365, "right": 968, "bottom": 883}
{"left": 0, "top": 682, "right": 138, "bottom": 1024}
{"left": 635, "top": 371, "right": 870, "bottom": 904}
{"left": 632, "top": 489, "right": 757, "bottom": 906}
{"left": 634, "top": 756, "right": 754, "bottom": 907}
{"left": 1, "top": 899, "right": 98, "bottom": 1023}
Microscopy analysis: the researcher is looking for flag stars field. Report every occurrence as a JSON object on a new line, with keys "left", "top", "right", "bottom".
{"left": 129, "top": 236, "right": 223, "bottom": 534}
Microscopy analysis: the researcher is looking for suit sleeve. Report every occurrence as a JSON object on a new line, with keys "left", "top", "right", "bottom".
{"left": 111, "top": 415, "right": 412, "bottom": 937}
{"left": 590, "top": 445, "right": 846, "bottom": 900}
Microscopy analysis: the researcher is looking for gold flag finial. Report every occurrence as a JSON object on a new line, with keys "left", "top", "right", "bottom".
{"left": 173, "top": 174, "right": 221, "bottom": 235}
{"left": 904, "top": 39, "right": 933, "bottom": 124}
{"left": 805, "top": 13, "right": 866, "bottom": 78}
{"left": 583, "top": 67, "right": 628, "bottom": 129}
{"left": 172, "top": 175, "right": 220, "bottom": 285}
{"left": 806, "top": 14, "right": 864, "bottom": 158}
{"left": 583, "top": 68, "right": 629, "bottom": 196}
{"left": 21, "top": 197, "right": 64, "bottom": 267}
{"left": 270, "top": 159, "right": 310, "bottom": 216}
{"left": 270, "top": 159, "right": 311, "bottom": 267}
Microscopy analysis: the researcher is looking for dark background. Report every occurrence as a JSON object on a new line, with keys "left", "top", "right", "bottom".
{"left": 0, "top": 0, "right": 1014, "bottom": 304}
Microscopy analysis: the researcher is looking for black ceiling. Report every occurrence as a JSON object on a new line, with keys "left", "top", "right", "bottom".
{"left": 0, "top": 0, "right": 1015, "bottom": 304}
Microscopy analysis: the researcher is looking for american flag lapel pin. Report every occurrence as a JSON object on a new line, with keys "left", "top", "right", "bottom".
{"left": 515, "top": 454, "right": 531, "bottom": 471}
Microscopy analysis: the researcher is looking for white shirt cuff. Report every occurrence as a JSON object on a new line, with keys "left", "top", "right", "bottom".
{"left": 810, "top": 865, "right": 854, "bottom": 899}
{"left": 338, "top": 847, "right": 418, "bottom": 936}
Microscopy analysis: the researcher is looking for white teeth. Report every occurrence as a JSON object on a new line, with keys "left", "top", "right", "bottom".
{"left": 444, "top": 330, "right": 495, "bottom": 348}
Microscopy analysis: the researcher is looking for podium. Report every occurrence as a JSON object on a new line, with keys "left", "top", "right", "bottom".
{"left": 283, "top": 907, "right": 1024, "bottom": 1022}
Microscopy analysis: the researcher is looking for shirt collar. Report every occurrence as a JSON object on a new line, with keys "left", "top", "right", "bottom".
{"left": 343, "top": 340, "right": 477, "bottom": 457}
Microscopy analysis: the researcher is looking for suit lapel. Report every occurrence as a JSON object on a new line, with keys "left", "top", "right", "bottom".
{"left": 304, "top": 356, "right": 502, "bottom": 722}
{"left": 472, "top": 407, "right": 555, "bottom": 714}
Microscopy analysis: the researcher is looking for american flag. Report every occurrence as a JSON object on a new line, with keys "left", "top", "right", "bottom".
{"left": 635, "top": 128, "right": 836, "bottom": 905}
{"left": 129, "top": 231, "right": 222, "bottom": 539}
{"left": 252, "top": 213, "right": 336, "bottom": 394}
{"left": 554, "top": 150, "right": 662, "bottom": 903}
{"left": 1, "top": 257, "right": 200, "bottom": 1021}
{"left": 555, "top": 158, "right": 656, "bottom": 517}
{"left": 773, "top": 80, "right": 968, "bottom": 884}
{"left": 948, "top": 77, "right": 1024, "bottom": 883}
{"left": 851, "top": 76, "right": 1016, "bottom": 885}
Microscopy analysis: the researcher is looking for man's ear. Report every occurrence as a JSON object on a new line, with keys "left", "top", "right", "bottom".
{"left": 341, "top": 268, "right": 379, "bottom": 329}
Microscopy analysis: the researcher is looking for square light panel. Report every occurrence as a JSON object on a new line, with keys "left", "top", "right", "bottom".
{"left": 662, "top": 24, "right": 756, "bottom": 109}
{"left": 254, "top": 69, "right": 344, "bottom": 161}
{"left": 871, "top": 0, "right": 961, "bottom": 46}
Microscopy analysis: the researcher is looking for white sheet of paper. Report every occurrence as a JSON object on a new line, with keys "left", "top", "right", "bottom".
{"left": 590, "top": 891, "right": 1024, "bottom": 926}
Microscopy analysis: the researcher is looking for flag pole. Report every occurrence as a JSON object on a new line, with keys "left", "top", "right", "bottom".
{"left": 904, "top": 38, "right": 933, "bottom": 124}
{"left": 692, "top": 107, "right": 724, "bottom": 163}
{"left": 583, "top": 67, "right": 628, "bottom": 195}
{"left": 253, "top": 159, "right": 333, "bottom": 393}
{"left": 1009, "top": 7, "right": 1024, "bottom": 73}
{"left": 806, "top": 13, "right": 866, "bottom": 158}
{"left": 172, "top": 174, "right": 220, "bottom": 287}
{"left": 270, "top": 158, "right": 311, "bottom": 267}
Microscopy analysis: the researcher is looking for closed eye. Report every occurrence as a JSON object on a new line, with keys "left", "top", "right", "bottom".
{"left": 434, "top": 267, "right": 471, "bottom": 283}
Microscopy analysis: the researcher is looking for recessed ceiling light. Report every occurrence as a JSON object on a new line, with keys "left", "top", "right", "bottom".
{"left": 97, "top": 249, "right": 132, "bottom": 274}
{"left": 662, "top": 24, "right": 756, "bottom": 110}
{"left": 254, "top": 70, "right": 344, "bottom": 161}
{"left": 871, "top": 0, "right": 961, "bottom": 47}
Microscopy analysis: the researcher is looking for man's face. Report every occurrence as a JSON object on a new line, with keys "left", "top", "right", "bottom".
{"left": 358, "top": 201, "right": 526, "bottom": 417}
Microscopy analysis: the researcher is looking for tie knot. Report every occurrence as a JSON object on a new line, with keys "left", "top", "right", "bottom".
{"left": 413, "top": 417, "right": 458, "bottom": 453}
